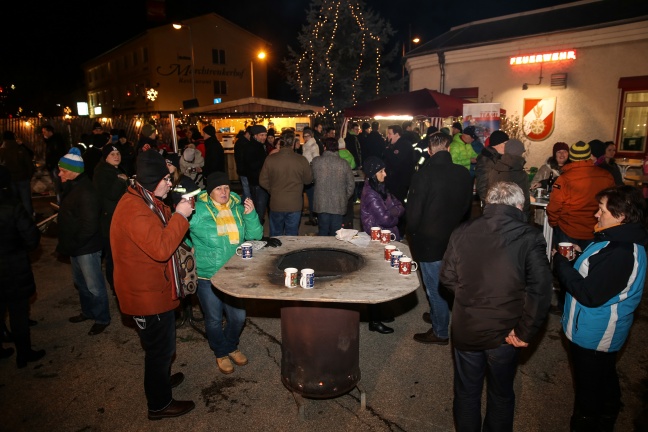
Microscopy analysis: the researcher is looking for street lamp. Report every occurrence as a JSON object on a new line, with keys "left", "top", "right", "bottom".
{"left": 172, "top": 23, "right": 196, "bottom": 100}
{"left": 250, "top": 51, "right": 266, "bottom": 97}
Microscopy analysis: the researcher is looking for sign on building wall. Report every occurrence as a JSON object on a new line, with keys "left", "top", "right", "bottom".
{"left": 523, "top": 97, "right": 556, "bottom": 141}
{"left": 463, "top": 103, "right": 501, "bottom": 141}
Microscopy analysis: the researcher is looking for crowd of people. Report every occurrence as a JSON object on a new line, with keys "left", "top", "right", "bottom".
{"left": 0, "top": 118, "right": 646, "bottom": 431}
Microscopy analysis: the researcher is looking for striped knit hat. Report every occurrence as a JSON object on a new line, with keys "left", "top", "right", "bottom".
{"left": 569, "top": 141, "right": 591, "bottom": 161}
{"left": 58, "top": 147, "right": 85, "bottom": 173}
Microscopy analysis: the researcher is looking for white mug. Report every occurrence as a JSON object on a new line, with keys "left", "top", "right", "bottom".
{"left": 300, "top": 268, "right": 315, "bottom": 289}
{"left": 284, "top": 267, "right": 298, "bottom": 288}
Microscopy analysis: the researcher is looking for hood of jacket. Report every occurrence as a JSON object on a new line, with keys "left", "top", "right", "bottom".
{"left": 595, "top": 222, "right": 648, "bottom": 246}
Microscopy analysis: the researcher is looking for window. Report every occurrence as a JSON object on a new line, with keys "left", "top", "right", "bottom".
{"left": 212, "top": 49, "right": 226, "bottom": 65}
{"left": 133, "top": 51, "right": 138, "bottom": 66}
{"left": 143, "top": 47, "right": 148, "bottom": 63}
{"left": 617, "top": 76, "right": 648, "bottom": 156}
{"left": 214, "top": 81, "right": 227, "bottom": 95}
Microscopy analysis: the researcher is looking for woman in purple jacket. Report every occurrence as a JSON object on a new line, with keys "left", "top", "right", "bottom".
{"left": 360, "top": 157, "right": 405, "bottom": 334}
{"left": 361, "top": 157, "right": 405, "bottom": 239}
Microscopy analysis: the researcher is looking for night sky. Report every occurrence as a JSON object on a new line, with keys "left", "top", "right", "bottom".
{"left": 0, "top": 0, "right": 573, "bottom": 115}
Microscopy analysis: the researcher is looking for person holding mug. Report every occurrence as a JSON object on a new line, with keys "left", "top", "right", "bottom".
{"left": 188, "top": 172, "right": 263, "bottom": 375}
{"left": 553, "top": 185, "right": 647, "bottom": 431}
{"left": 359, "top": 156, "right": 405, "bottom": 334}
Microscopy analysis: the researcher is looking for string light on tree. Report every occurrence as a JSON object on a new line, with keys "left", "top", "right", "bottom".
{"left": 285, "top": 0, "right": 399, "bottom": 113}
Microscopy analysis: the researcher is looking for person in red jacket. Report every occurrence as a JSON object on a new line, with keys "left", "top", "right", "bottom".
{"left": 110, "top": 150, "right": 195, "bottom": 420}
{"left": 547, "top": 141, "right": 615, "bottom": 250}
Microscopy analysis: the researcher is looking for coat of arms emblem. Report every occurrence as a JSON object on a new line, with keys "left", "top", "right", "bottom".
{"left": 523, "top": 97, "right": 556, "bottom": 141}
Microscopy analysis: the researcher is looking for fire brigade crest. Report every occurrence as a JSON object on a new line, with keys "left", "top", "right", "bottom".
{"left": 523, "top": 97, "right": 556, "bottom": 141}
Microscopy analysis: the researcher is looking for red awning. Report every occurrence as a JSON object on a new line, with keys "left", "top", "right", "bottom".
{"left": 343, "top": 88, "right": 465, "bottom": 118}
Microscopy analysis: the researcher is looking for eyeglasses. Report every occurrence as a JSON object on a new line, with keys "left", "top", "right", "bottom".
{"left": 163, "top": 176, "right": 172, "bottom": 183}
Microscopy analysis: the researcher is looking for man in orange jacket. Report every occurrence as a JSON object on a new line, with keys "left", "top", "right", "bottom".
{"left": 547, "top": 140, "right": 615, "bottom": 250}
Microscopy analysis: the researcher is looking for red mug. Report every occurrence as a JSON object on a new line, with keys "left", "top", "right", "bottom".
{"left": 384, "top": 245, "right": 399, "bottom": 261}
{"left": 399, "top": 257, "right": 418, "bottom": 275}
{"left": 370, "top": 227, "right": 381, "bottom": 241}
{"left": 558, "top": 242, "right": 575, "bottom": 260}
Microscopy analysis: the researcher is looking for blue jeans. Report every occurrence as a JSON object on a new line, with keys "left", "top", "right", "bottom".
{"left": 454, "top": 344, "right": 519, "bottom": 432}
{"left": 251, "top": 185, "right": 269, "bottom": 224}
{"left": 420, "top": 261, "right": 449, "bottom": 339}
{"left": 269, "top": 211, "right": 301, "bottom": 236}
{"left": 70, "top": 251, "right": 111, "bottom": 325}
{"left": 239, "top": 176, "right": 251, "bottom": 200}
{"left": 317, "top": 213, "right": 343, "bottom": 236}
{"left": 134, "top": 310, "right": 176, "bottom": 411}
{"left": 196, "top": 279, "right": 246, "bottom": 358}
{"left": 11, "top": 180, "right": 33, "bottom": 218}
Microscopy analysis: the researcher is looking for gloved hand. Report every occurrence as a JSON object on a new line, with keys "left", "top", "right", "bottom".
{"left": 262, "top": 237, "right": 282, "bottom": 247}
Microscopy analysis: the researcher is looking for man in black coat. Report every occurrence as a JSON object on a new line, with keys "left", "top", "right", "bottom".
{"left": 201, "top": 125, "right": 225, "bottom": 178}
{"left": 384, "top": 124, "right": 415, "bottom": 205}
{"left": 440, "top": 181, "right": 552, "bottom": 432}
{"left": 243, "top": 125, "right": 269, "bottom": 224}
{"left": 363, "top": 121, "right": 386, "bottom": 161}
{"left": 407, "top": 132, "right": 473, "bottom": 345}
{"left": 57, "top": 148, "right": 110, "bottom": 336}
{"left": 344, "top": 122, "right": 362, "bottom": 168}
{"left": 0, "top": 166, "right": 46, "bottom": 368}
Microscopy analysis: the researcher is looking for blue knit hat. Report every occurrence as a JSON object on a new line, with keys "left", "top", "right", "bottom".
{"left": 58, "top": 147, "right": 85, "bottom": 173}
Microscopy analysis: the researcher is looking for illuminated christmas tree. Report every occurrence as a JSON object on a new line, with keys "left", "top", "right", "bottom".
{"left": 284, "top": 0, "right": 399, "bottom": 113}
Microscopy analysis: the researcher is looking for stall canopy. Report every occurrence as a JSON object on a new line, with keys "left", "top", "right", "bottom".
{"left": 343, "top": 88, "right": 465, "bottom": 118}
{"left": 182, "top": 97, "right": 325, "bottom": 117}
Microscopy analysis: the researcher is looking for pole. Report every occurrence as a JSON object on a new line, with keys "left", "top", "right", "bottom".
{"left": 170, "top": 113, "right": 178, "bottom": 153}
{"left": 188, "top": 26, "right": 196, "bottom": 100}
{"left": 250, "top": 60, "right": 254, "bottom": 97}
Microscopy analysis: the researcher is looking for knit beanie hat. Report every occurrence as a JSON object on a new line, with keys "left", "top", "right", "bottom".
{"left": 589, "top": 139, "right": 606, "bottom": 159}
{"left": 489, "top": 130, "right": 509, "bottom": 147}
{"left": 58, "top": 147, "right": 85, "bottom": 173}
{"left": 569, "top": 141, "right": 591, "bottom": 161}
{"left": 452, "top": 121, "right": 463, "bottom": 133}
{"left": 362, "top": 156, "right": 386, "bottom": 179}
{"left": 505, "top": 139, "right": 525, "bottom": 157}
{"left": 206, "top": 172, "right": 230, "bottom": 195}
{"left": 102, "top": 145, "right": 120, "bottom": 160}
{"left": 203, "top": 125, "right": 216, "bottom": 137}
{"left": 136, "top": 150, "right": 169, "bottom": 192}
{"left": 552, "top": 142, "right": 569, "bottom": 159}
{"left": 165, "top": 153, "right": 180, "bottom": 170}
{"left": 141, "top": 124, "right": 156, "bottom": 137}
{"left": 250, "top": 125, "right": 267, "bottom": 136}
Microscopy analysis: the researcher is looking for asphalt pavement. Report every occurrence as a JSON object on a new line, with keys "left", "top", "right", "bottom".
{"left": 1, "top": 193, "right": 647, "bottom": 432}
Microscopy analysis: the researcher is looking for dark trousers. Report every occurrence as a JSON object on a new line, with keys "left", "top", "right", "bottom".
{"left": 134, "top": 310, "right": 176, "bottom": 411}
{"left": 102, "top": 237, "right": 115, "bottom": 291}
{"left": 0, "top": 297, "right": 31, "bottom": 360}
{"left": 453, "top": 344, "right": 519, "bottom": 432}
{"left": 318, "top": 213, "right": 343, "bottom": 236}
{"left": 569, "top": 341, "right": 621, "bottom": 431}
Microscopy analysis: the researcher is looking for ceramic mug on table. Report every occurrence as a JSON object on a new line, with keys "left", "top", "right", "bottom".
{"left": 390, "top": 251, "right": 404, "bottom": 269}
{"left": 284, "top": 267, "right": 298, "bottom": 288}
{"left": 380, "top": 229, "right": 396, "bottom": 244}
{"left": 370, "top": 227, "right": 381, "bottom": 241}
{"left": 300, "top": 268, "right": 315, "bottom": 289}
{"left": 399, "top": 257, "right": 418, "bottom": 275}
{"left": 558, "top": 242, "right": 575, "bottom": 260}
{"left": 235, "top": 242, "right": 253, "bottom": 259}
{"left": 384, "top": 245, "right": 399, "bottom": 261}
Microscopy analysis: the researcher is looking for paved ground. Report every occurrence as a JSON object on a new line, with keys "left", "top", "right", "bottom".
{"left": 2, "top": 191, "right": 648, "bottom": 432}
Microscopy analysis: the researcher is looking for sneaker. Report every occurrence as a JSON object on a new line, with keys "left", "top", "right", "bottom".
{"left": 413, "top": 328, "right": 449, "bottom": 345}
{"left": 228, "top": 350, "right": 248, "bottom": 366}
{"left": 216, "top": 356, "right": 234, "bottom": 374}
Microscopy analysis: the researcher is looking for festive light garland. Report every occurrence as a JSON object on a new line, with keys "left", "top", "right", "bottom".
{"left": 295, "top": 0, "right": 383, "bottom": 111}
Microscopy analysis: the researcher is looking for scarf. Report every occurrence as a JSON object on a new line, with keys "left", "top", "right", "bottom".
{"left": 133, "top": 182, "right": 183, "bottom": 298}
{"left": 205, "top": 195, "right": 240, "bottom": 244}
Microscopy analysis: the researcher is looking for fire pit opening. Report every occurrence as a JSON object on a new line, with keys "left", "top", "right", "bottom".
{"left": 275, "top": 248, "right": 364, "bottom": 281}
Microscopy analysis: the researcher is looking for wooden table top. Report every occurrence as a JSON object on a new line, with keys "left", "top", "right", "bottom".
{"left": 211, "top": 236, "right": 420, "bottom": 304}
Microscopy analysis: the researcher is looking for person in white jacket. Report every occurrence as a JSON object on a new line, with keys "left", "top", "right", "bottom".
{"left": 179, "top": 144, "right": 205, "bottom": 188}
